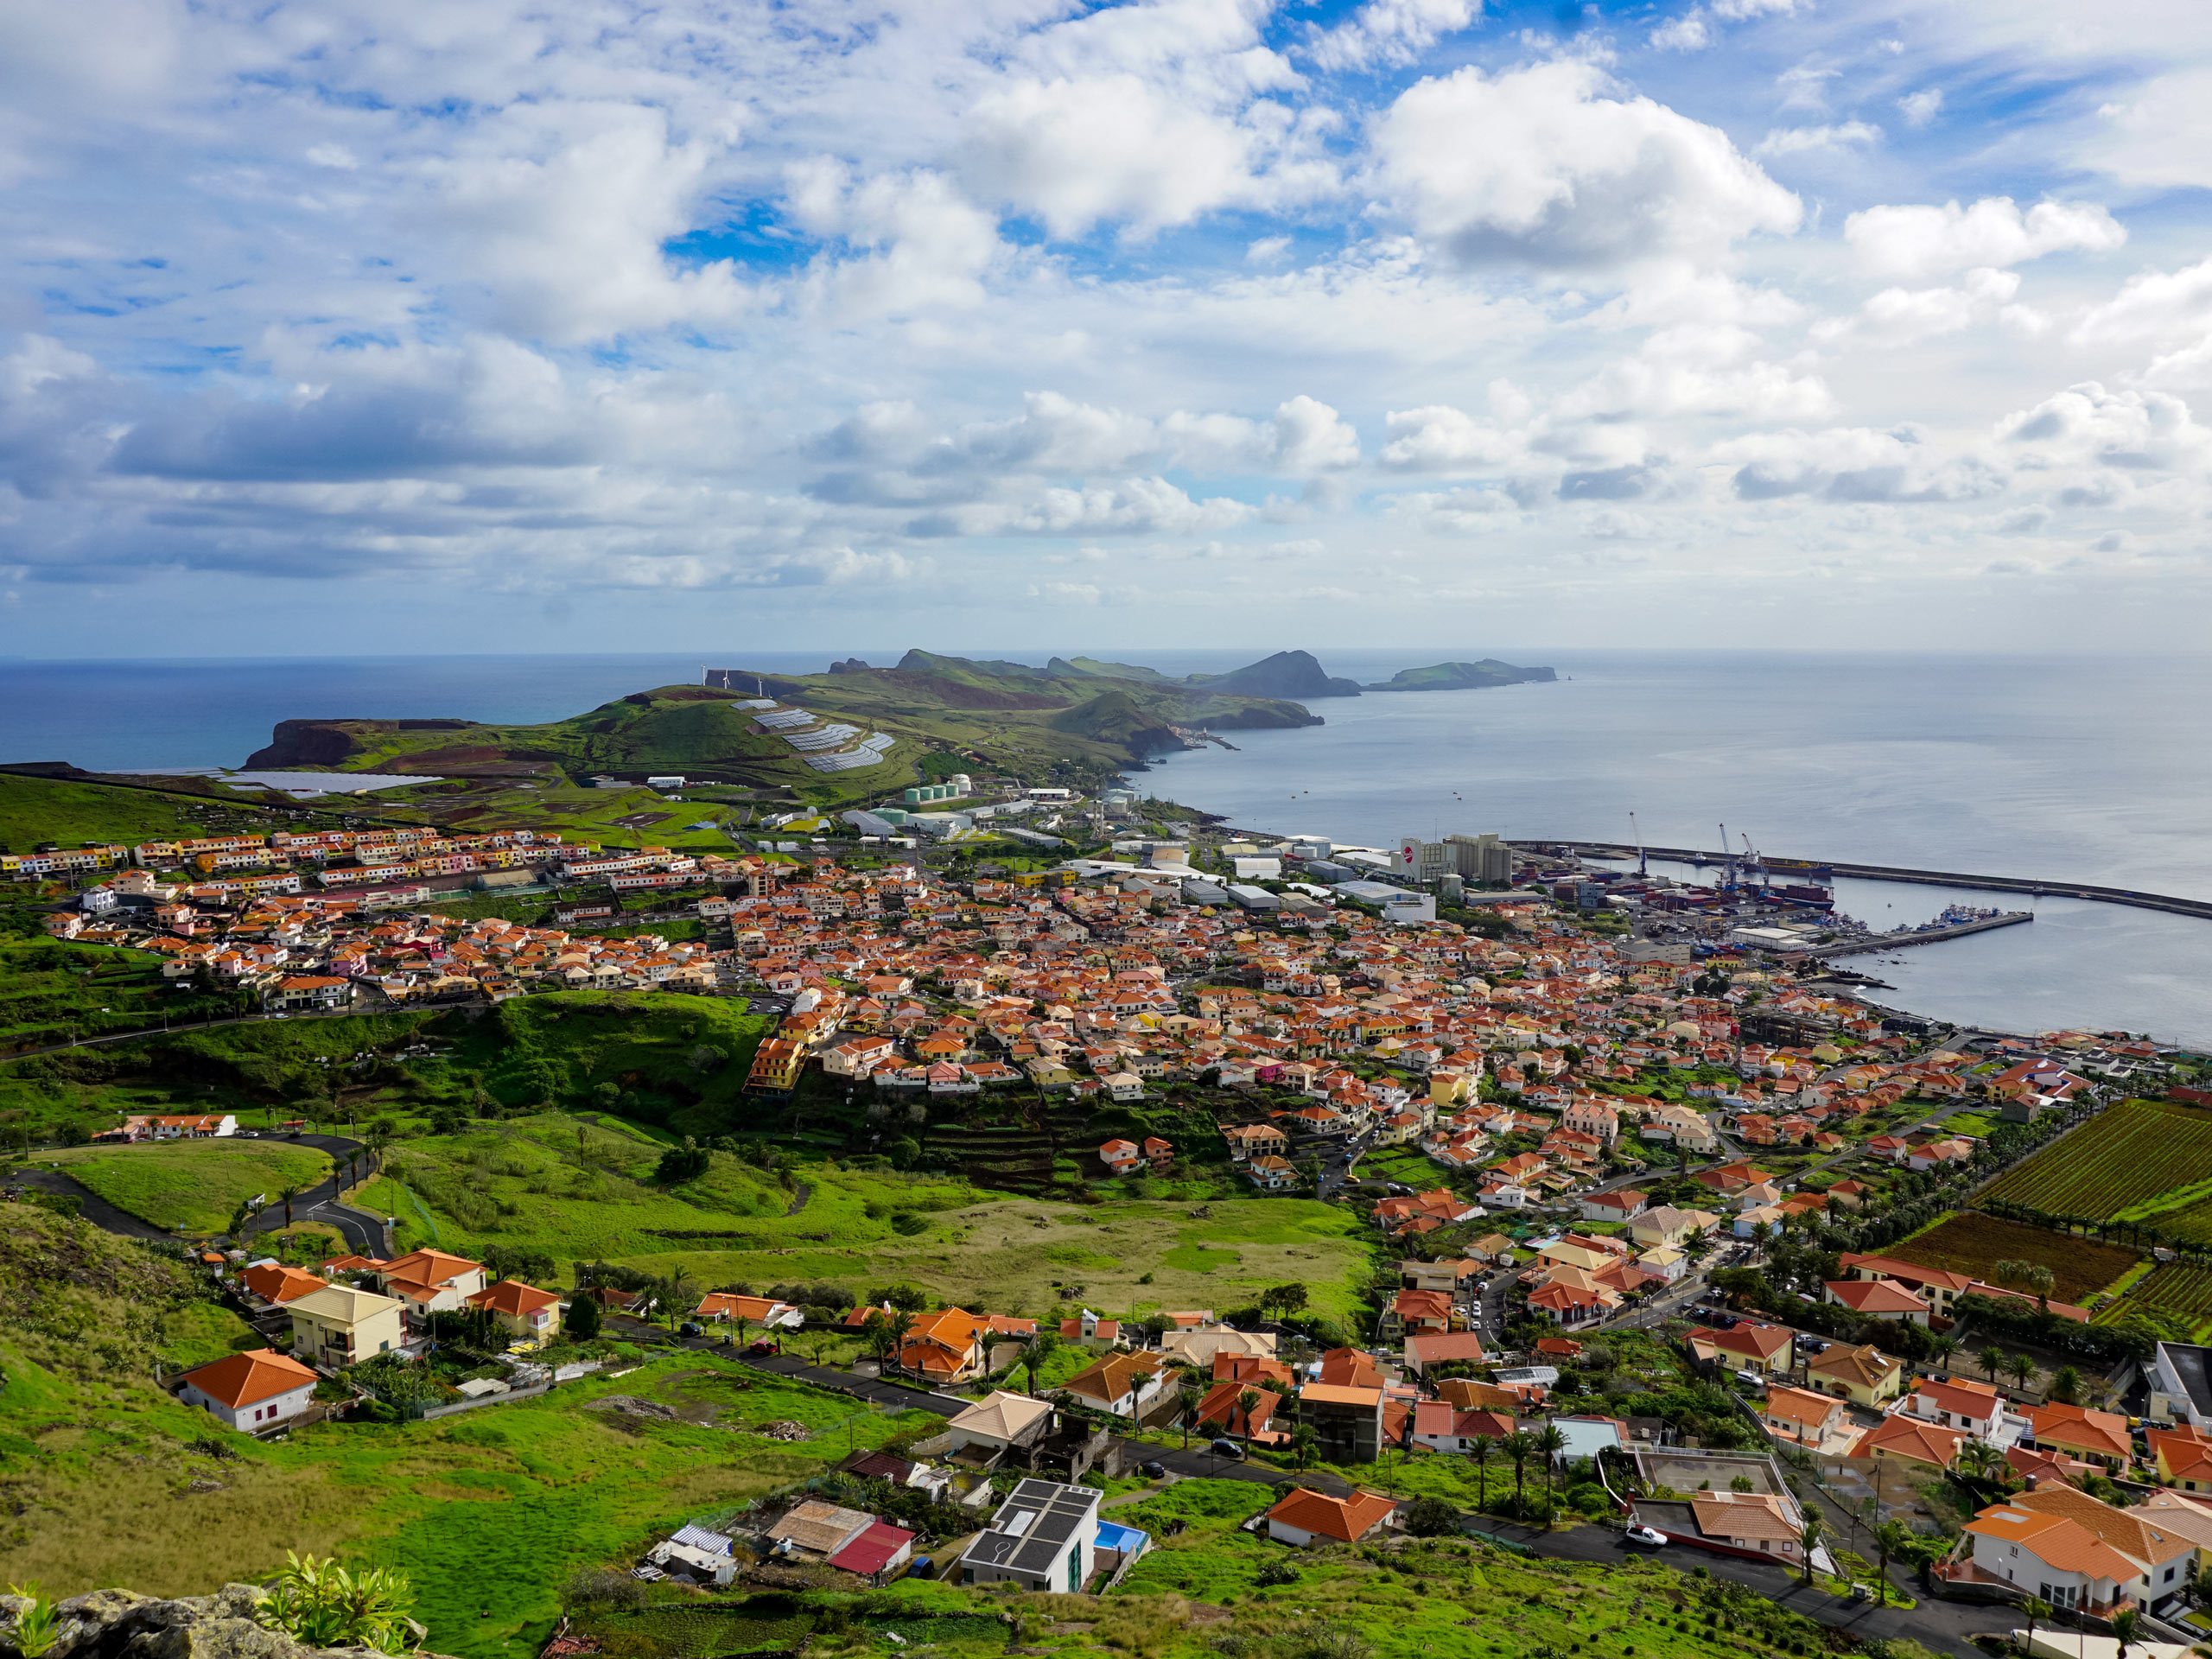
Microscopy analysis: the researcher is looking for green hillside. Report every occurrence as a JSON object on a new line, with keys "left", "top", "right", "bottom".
{"left": 226, "top": 654, "right": 1330, "bottom": 810}
{"left": 38, "top": 1140, "right": 333, "bottom": 1233}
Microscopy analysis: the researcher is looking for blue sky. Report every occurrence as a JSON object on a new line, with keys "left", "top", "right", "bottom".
{"left": 3, "top": 0, "right": 2211, "bottom": 656}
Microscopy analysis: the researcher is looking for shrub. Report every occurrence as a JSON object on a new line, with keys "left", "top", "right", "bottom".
{"left": 255, "top": 1554, "right": 418, "bottom": 1653}
{"left": 1255, "top": 1558, "right": 1301, "bottom": 1586}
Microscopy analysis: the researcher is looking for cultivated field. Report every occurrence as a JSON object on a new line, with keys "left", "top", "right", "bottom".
{"left": 1889, "top": 1211, "right": 2141, "bottom": 1306}
{"left": 2096, "top": 1263, "right": 2212, "bottom": 1336}
{"left": 36, "top": 1138, "right": 334, "bottom": 1233}
{"left": 1980, "top": 1098, "right": 2212, "bottom": 1229}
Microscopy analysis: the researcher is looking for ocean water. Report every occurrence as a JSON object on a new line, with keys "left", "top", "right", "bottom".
{"left": 4, "top": 648, "right": 2209, "bottom": 1046}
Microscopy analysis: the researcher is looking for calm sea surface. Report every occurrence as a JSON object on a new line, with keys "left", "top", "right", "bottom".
{"left": 4, "top": 650, "right": 2209, "bottom": 1046}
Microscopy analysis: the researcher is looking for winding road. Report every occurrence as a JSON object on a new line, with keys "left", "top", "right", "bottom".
{"left": 15, "top": 1131, "right": 390, "bottom": 1256}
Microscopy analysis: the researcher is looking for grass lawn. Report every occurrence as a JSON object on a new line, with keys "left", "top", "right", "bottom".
{"left": 33, "top": 1138, "right": 334, "bottom": 1232}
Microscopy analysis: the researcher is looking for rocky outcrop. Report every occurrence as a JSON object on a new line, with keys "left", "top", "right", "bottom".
{"left": 243, "top": 718, "right": 477, "bottom": 770}
{"left": 0, "top": 1586, "right": 454, "bottom": 1659}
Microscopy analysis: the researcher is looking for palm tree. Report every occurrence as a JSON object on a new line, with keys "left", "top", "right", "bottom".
{"left": 1176, "top": 1382, "right": 1205, "bottom": 1449}
{"left": 1290, "top": 1425, "right": 1319, "bottom": 1471}
{"left": 2050, "top": 1364, "right": 2082, "bottom": 1405}
{"left": 1955, "top": 1439, "right": 2007, "bottom": 1486}
{"left": 2112, "top": 1606, "right": 2139, "bottom": 1659}
{"left": 1470, "top": 1434, "right": 1495, "bottom": 1505}
{"left": 1799, "top": 1508, "right": 1824, "bottom": 1586}
{"left": 1025, "top": 1332, "right": 1061, "bottom": 1396}
{"left": 1927, "top": 1332, "right": 1961, "bottom": 1370}
{"left": 1872, "top": 1518, "right": 1911, "bottom": 1607}
{"left": 2004, "top": 1351, "right": 2036, "bottom": 1395}
{"left": 1977, "top": 1342, "right": 2006, "bottom": 1385}
{"left": 1536, "top": 1423, "right": 1567, "bottom": 1524}
{"left": 1502, "top": 1431, "right": 1535, "bottom": 1513}
{"left": 277, "top": 1182, "right": 303, "bottom": 1229}
{"left": 2019, "top": 1598, "right": 2052, "bottom": 1656}
{"left": 727, "top": 1312, "right": 752, "bottom": 1350}
{"left": 1237, "top": 1388, "right": 1263, "bottom": 1440}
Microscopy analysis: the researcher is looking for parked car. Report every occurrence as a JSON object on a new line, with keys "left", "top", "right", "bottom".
{"left": 1733, "top": 1368, "right": 1767, "bottom": 1392}
{"left": 1208, "top": 1438, "right": 1245, "bottom": 1460}
{"left": 677, "top": 1321, "right": 705, "bottom": 1338}
{"left": 1140, "top": 1460, "right": 1167, "bottom": 1479}
{"left": 1624, "top": 1524, "right": 1668, "bottom": 1548}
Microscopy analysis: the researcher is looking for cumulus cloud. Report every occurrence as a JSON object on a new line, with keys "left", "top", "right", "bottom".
{"left": 1714, "top": 425, "right": 2007, "bottom": 502}
{"left": 1369, "top": 60, "right": 1800, "bottom": 274}
{"left": 1815, "top": 267, "right": 2040, "bottom": 346}
{"left": 1845, "top": 197, "right": 2126, "bottom": 281}
{"left": 411, "top": 102, "right": 755, "bottom": 345}
{"left": 2073, "top": 256, "right": 2212, "bottom": 344}
{"left": 1996, "top": 382, "right": 2212, "bottom": 474}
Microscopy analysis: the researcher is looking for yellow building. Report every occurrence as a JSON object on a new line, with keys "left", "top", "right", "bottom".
{"left": 1806, "top": 1342, "right": 1908, "bottom": 1409}
{"left": 288, "top": 1285, "right": 407, "bottom": 1366}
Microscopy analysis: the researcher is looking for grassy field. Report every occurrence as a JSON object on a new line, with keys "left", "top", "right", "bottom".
{"left": 351, "top": 1112, "right": 941, "bottom": 1266}
{"left": 612, "top": 1192, "right": 1377, "bottom": 1332}
{"left": 0, "top": 772, "right": 302, "bottom": 853}
{"left": 32, "top": 1139, "right": 334, "bottom": 1232}
{"left": 0, "top": 1204, "right": 936, "bottom": 1659}
{"left": 1981, "top": 1098, "right": 2212, "bottom": 1232}
{"left": 1891, "top": 1211, "right": 2142, "bottom": 1305}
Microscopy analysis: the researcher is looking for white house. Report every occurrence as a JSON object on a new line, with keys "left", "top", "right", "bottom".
{"left": 174, "top": 1348, "right": 321, "bottom": 1433}
{"left": 960, "top": 1479, "right": 1101, "bottom": 1592}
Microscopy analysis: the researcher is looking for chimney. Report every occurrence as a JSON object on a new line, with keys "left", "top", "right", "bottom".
{"left": 2024, "top": 1473, "right": 2039, "bottom": 1491}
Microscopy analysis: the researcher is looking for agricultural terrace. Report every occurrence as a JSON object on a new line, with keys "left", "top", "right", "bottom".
{"left": 1981, "top": 1097, "right": 2212, "bottom": 1234}
{"left": 1891, "top": 1212, "right": 2142, "bottom": 1306}
{"left": 37, "top": 1139, "right": 334, "bottom": 1234}
{"left": 2095, "top": 1263, "right": 2212, "bottom": 1339}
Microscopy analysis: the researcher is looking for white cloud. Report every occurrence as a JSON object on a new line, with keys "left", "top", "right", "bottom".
{"left": 1896, "top": 89, "right": 1943, "bottom": 127}
{"left": 1845, "top": 197, "right": 2127, "bottom": 281}
{"left": 1713, "top": 425, "right": 2008, "bottom": 502}
{"left": 1753, "top": 123, "right": 1881, "bottom": 159}
{"left": 1369, "top": 59, "right": 1801, "bottom": 275}
{"left": 1305, "top": 0, "right": 1479, "bottom": 72}
{"left": 1816, "top": 267, "right": 2033, "bottom": 346}
{"left": 411, "top": 102, "right": 756, "bottom": 345}
{"left": 2073, "top": 255, "right": 2212, "bottom": 344}
{"left": 1996, "top": 382, "right": 2212, "bottom": 473}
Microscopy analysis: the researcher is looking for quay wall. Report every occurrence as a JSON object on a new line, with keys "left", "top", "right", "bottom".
{"left": 1511, "top": 841, "right": 2212, "bottom": 923}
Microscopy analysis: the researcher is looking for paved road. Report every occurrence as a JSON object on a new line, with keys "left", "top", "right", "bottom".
{"left": 1484, "top": 1516, "right": 1999, "bottom": 1659}
{"left": 11, "top": 1167, "right": 175, "bottom": 1241}
{"left": 12, "top": 1131, "right": 385, "bottom": 1255}
{"left": 243, "top": 1132, "right": 385, "bottom": 1255}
